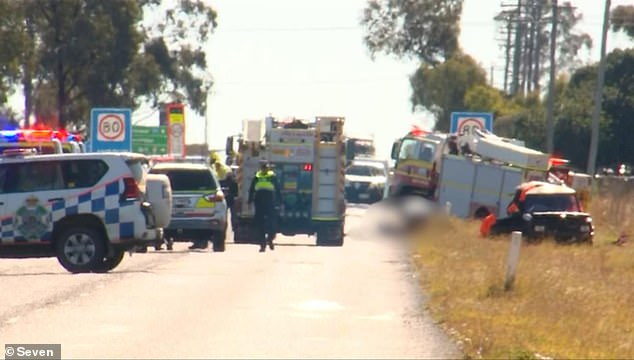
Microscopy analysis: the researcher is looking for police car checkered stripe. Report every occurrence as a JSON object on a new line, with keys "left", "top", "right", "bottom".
{"left": 0, "top": 178, "right": 136, "bottom": 243}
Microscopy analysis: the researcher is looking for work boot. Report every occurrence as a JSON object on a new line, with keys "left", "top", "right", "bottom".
{"left": 268, "top": 241, "right": 274, "bottom": 250}
{"left": 259, "top": 245, "right": 266, "bottom": 253}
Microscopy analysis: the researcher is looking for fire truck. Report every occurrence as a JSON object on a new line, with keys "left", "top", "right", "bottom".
{"left": 228, "top": 116, "right": 346, "bottom": 246}
{"left": 435, "top": 130, "right": 552, "bottom": 219}
{"left": 389, "top": 126, "right": 554, "bottom": 219}
{"left": 388, "top": 126, "right": 450, "bottom": 198}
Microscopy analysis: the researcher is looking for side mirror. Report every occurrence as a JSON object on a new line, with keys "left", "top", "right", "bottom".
{"left": 225, "top": 136, "right": 233, "bottom": 155}
{"left": 390, "top": 141, "right": 400, "bottom": 160}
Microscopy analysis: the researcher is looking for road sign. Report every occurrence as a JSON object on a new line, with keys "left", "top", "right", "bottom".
{"left": 450, "top": 112, "right": 493, "bottom": 135}
{"left": 167, "top": 103, "right": 185, "bottom": 157}
{"left": 132, "top": 126, "right": 168, "bottom": 155}
{"left": 90, "top": 108, "right": 132, "bottom": 152}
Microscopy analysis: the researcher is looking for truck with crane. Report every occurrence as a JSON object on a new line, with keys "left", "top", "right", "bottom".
{"left": 388, "top": 126, "right": 554, "bottom": 219}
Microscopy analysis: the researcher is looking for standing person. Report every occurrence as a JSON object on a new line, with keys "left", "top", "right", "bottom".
{"left": 209, "top": 151, "right": 231, "bottom": 182}
{"left": 223, "top": 171, "right": 239, "bottom": 232}
{"left": 248, "top": 160, "right": 282, "bottom": 252}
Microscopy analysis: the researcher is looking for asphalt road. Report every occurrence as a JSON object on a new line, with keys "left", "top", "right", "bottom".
{"left": 0, "top": 203, "right": 461, "bottom": 359}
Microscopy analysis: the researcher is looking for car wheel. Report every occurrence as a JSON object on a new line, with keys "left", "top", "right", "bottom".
{"left": 93, "top": 248, "right": 125, "bottom": 273}
{"left": 56, "top": 227, "right": 106, "bottom": 274}
{"left": 212, "top": 231, "right": 226, "bottom": 252}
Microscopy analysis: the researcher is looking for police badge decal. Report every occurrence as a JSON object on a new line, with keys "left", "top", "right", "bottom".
{"left": 14, "top": 195, "right": 51, "bottom": 241}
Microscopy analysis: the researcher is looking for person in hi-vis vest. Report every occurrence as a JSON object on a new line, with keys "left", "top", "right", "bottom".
{"left": 248, "top": 160, "right": 282, "bottom": 252}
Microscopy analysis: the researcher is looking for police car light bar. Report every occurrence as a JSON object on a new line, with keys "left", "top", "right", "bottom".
{"left": 0, "top": 129, "right": 82, "bottom": 143}
{"left": 1, "top": 148, "right": 38, "bottom": 157}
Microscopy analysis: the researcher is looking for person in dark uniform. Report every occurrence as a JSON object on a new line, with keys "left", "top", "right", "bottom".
{"left": 223, "top": 171, "right": 239, "bottom": 232}
{"left": 248, "top": 160, "right": 282, "bottom": 252}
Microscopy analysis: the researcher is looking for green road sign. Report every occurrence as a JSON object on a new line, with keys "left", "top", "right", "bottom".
{"left": 132, "top": 126, "right": 168, "bottom": 155}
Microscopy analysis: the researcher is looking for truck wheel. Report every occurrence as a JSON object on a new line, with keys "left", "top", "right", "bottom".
{"left": 56, "top": 227, "right": 106, "bottom": 273}
{"left": 233, "top": 228, "right": 247, "bottom": 244}
{"left": 316, "top": 224, "right": 344, "bottom": 247}
{"left": 212, "top": 231, "right": 226, "bottom": 252}
{"left": 93, "top": 248, "right": 125, "bottom": 273}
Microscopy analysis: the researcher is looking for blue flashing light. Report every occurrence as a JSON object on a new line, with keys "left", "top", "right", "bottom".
{"left": 0, "top": 131, "right": 20, "bottom": 143}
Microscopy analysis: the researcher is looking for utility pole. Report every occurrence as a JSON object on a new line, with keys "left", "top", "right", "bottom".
{"left": 545, "top": 0, "right": 558, "bottom": 154}
{"left": 587, "top": 0, "right": 611, "bottom": 176}
{"left": 511, "top": 0, "right": 523, "bottom": 95}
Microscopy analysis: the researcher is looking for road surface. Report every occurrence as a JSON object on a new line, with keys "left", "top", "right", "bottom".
{"left": 0, "top": 203, "right": 461, "bottom": 359}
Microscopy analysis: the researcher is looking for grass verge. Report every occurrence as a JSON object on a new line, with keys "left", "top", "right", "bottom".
{"left": 412, "top": 198, "right": 634, "bottom": 359}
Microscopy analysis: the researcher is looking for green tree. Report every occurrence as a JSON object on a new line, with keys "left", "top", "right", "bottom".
{"left": 409, "top": 53, "right": 487, "bottom": 131}
{"left": 360, "top": 0, "right": 463, "bottom": 65}
{"left": 0, "top": 0, "right": 216, "bottom": 129}
{"left": 555, "top": 48, "right": 634, "bottom": 170}
{"left": 612, "top": 5, "right": 634, "bottom": 39}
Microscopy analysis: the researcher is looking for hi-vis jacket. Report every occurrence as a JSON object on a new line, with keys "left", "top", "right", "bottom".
{"left": 248, "top": 170, "right": 282, "bottom": 203}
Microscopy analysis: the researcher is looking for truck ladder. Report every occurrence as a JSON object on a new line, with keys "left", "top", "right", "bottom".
{"left": 312, "top": 117, "right": 345, "bottom": 221}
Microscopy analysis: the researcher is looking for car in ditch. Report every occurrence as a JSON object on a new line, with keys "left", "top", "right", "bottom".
{"left": 482, "top": 181, "right": 594, "bottom": 244}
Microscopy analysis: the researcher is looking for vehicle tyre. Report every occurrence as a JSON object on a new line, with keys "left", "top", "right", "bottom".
{"left": 166, "top": 237, "right": 174, "bottom": 251}
{"left": 56, "top": 227, "right": 106, "bottom": 274}
{"left": 213, "top": 231, "right": 226, "bottom": 252}
{"left": 233, "top": 226, "right": 254, "bottom": 244}
{"left": 93, "top": 248, "right": 125, "bottom": 273}
{"left": 316, "top": 223, "right": 344, "bottom": 247}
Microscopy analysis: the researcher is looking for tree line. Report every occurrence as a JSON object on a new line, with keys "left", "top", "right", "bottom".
{"left": 0, "top": 0, "right": 216, "bottom": 130}
{"left": 361, "top": 0, "right": 634, "bottom": 173}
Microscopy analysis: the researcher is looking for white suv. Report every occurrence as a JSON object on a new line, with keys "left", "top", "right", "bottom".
{"left": 0, "top": 151, "right": 166, "bottom": 273}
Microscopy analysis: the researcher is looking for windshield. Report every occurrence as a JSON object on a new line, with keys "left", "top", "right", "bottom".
{"left": 346, "top": 165, "right": 384, "bottom": 177}
{"left": 151, "top": 168, "right": 217, "bottom": 191}
{"left": 524, "top": 194, "right": 581, "bottom": 212}
{"left": 398, "top": 138, "right": 436, "bottom": 162}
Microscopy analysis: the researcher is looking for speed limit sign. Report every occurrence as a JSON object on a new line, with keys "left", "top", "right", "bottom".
{"left": 97, "top": 114, "right": 125, "bottom": 141}
{"left": 450, "top": 112, "right": 493, "bottom": 135}
{"left": 90, "top": 108, "right": 132, "bottom": 152}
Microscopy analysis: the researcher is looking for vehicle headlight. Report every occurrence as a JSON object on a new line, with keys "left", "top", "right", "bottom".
{"left": 522, "top": 213, "right": 533, "bottom": 222}
{"left": 586, "top": 217, "right": 593, "bottom": 223}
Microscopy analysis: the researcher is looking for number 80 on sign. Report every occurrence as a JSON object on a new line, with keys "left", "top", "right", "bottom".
{"left": 97, "top": 114, "right": 125, "bottom": 141}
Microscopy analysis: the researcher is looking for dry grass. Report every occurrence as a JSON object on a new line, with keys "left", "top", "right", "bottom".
{"left": 412, "top": 194, "right": 634, "bottom": 359}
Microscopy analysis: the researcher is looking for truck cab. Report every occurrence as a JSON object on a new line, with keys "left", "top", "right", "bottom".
{"left": 389, "top": 128, "right": 449, "bottom": 199}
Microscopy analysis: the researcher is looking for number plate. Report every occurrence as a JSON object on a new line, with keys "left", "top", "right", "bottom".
{"left": 359, "top": 193, "right": 370, "bottom": 200}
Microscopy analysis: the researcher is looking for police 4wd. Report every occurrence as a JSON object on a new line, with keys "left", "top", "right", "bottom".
{"left": 0, "top": 151, "right": 167, "bottom": 273}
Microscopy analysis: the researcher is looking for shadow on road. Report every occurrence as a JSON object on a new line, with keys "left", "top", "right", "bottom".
{"left": 0, "top": 269, "right": 157, "bottom": 277}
